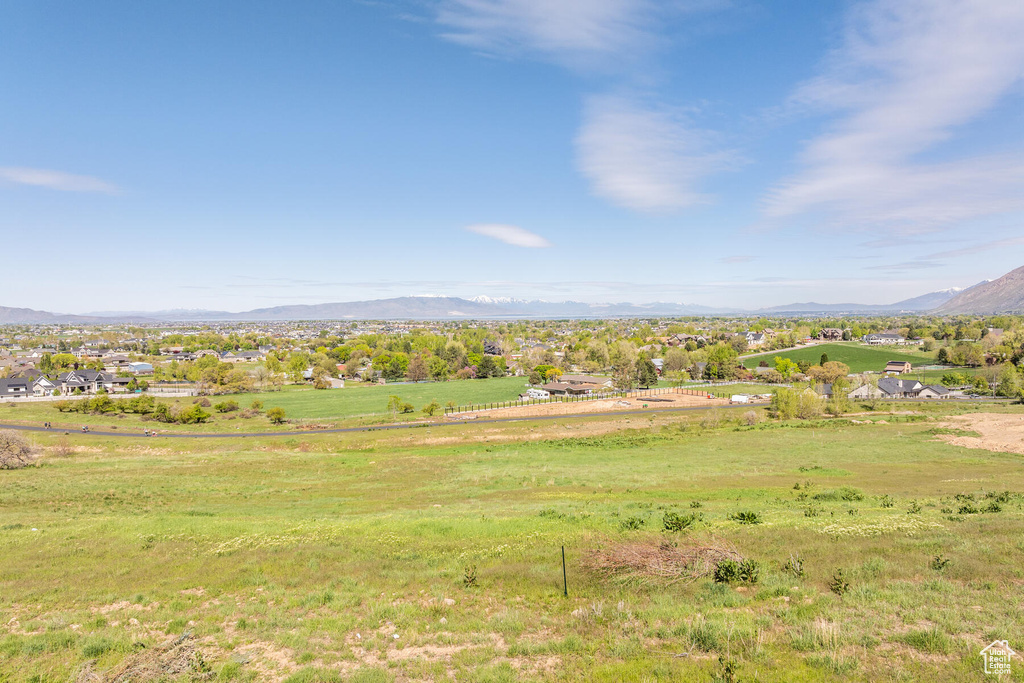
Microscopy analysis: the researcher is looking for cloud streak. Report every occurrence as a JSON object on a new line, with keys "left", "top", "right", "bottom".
{"left": 576, "top": 95, "right": 733, "bottom": 212}
{"left": 436, "top": 0, "right": 656, "bottom": 67}
{"left": 0, "top": 166, "right": 119, "bottom": 194}
{"left": 764, "top": 0, "right": 1024, "bottom": 232}
{"left": 465, "top": 223, "right": 553, "bottom": 247}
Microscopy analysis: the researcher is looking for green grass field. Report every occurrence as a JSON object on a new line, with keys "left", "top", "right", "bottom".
{"left": 742, "top": 342, "right": 937, "bottom": 373}
{"left": 0, "top": 377, "right": 539, "bottom": 434}
{"left": 234, "top": 375, "right": 532, "bottom": 420}
{"left": 3, "top": 403, "right": 1023, "bottom": 681}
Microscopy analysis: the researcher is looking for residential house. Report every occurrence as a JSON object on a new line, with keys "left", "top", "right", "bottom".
{"left": 666, "top": 333, "right": 707, "bottom": 347}
{"left": 917, "top": 385, "right": 950, "bottom": 399}
{"left": 884, "top": 361, "right": 912, "bottom": 375}
{"left": 58, "top": 370, "right": 132, "bottom": 395}
{"left": 742, "top": 331, "right": 766, "bottom": 347}
{"left": 103, "top": 355, "right": 131, "bottom": 371}
{"left": 0, "top": 378, "right": 33, "bottom": 398}
{"left": 818, "top": 328, "right": 844, "bottom": 341}
{"left": 33, "top": 376, "right": 58, "bottom": 396}
{"left": 877, "top": 377, "right": 923, "bottom": 398}
{"left": 0, "top": 376, "right": 56, "bottom": 398}
{"left": 128, "top": 362, "right": 154, "bottom": 375}
{"left": 863, "top": 333, "right": 906, "bottom": 345}
{"left": 541, "top": 381, "right": 602, "bottom": 396}
{"left": 559, "top": 374, "right": 613, "bottom": 388}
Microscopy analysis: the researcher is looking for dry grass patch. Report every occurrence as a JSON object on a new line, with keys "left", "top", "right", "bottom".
{"left": 74, "top": 633, "right": 213, "bottom": 682}
{"left": 583, "top": 538, "right": 743, "bottom": 585}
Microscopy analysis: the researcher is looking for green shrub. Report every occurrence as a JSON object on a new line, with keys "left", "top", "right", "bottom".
{"left": 619, "top": 516, "right": 646, "bottom": 531}
{"left": 463, "top": 565, "right": 478, "bottom": 588}
{"left": 729, "top": 511, "right": 761, "bottom": 525}
{"left": 829, "top": 569, "right": 850, "bottom": 596}
{"left": 957, "top": 502, "right": 979, "bottom": 515}
{"left": 663, "top": 511, "right": 701, "bottom": 532}
{"left": 738, "top": 559, "right": 760, "bottom": 584}
{"left": 714, "top": 559, "right": 739, "bottom": 583}
{"left": 214, "top": 400, "right": 239, "bottom": 413}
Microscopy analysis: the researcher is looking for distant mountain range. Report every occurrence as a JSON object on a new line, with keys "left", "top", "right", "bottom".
{"left": 0, "top": 281, "right": 997, "bottom": 323}
{"left": 935, "top": 265, "right": 1024, "bottom": 314}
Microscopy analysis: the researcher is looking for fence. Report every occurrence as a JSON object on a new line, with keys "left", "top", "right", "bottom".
{"left": 443, "top": 385, "right": 727, "bottom": 416}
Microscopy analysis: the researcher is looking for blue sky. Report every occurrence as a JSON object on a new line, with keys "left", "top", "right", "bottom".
{"left": 3, "top": 0, "right": 1024, "bottom": 313}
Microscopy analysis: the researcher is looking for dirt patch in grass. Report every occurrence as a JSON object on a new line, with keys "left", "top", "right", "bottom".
{"left": 583, "top": 538, "right": 743, "bottom": 584}
{"left": 449, "top": 392, "right": 728, "bottom": 421}
{"left": 935, "top": 412, "right": 1024, "bottom": 455}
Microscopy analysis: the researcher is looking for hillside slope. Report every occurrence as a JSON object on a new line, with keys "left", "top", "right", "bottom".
{"left": 936, "top": 266, "right": 1024, "bottom": 314}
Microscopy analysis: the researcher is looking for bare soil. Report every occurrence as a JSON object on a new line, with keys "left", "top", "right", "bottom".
{"left": 447, "top": 392, "right": 728, "bottom": 421}
{"left": 935, "top": 412, "right": 1024, "bottom": 455}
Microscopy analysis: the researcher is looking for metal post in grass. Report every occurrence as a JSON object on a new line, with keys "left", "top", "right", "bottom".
{"left": 562, "top": 546, "right": 568, "bottom": 597}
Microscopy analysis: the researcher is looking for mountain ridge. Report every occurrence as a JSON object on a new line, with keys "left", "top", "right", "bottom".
{"left": 935, "top": 266, "right": 1024, "bottom": 314}
{"left": 0, "top": 285, "right": 972, "bottom": 323}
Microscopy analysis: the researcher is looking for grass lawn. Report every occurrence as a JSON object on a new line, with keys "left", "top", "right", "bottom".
{"left": 742, "top": 342, "right": 937, "bottom": 373}
{"left": 0, "top": 377, "right": 536, "bottom": 433}
{"left": 3, "top": 404, "right": 1024, "bottom": 681}
{"left": 233, "top": 375, "right": 532, "bottom": 420}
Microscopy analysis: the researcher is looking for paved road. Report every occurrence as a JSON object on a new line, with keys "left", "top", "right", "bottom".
{"left": 0, "top": 402, "right": 761, "bottom": 440}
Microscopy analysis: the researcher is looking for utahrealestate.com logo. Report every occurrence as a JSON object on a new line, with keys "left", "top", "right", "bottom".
{"left": 981, "top": 640, "right": 1017, "bottom": 675}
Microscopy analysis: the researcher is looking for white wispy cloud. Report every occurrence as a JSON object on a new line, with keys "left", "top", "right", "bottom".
{"left": 0, "top": 166, "right": 119, "bottom": 194}
{"left": 436, "top": 0, "right": 656, "bottom": 66}
{"left": 576, "top": 95, "right": 733, "bottom": 212}
{"left": 926, "top": 236, "right": 1024, "bottom": 259}
{"left": 465, "top": 223, "right": 553, "bottom": 247}
{"left": 764, "top": 0, "right": 1024, "bottom": 232}
{"left": 863, "top": 260, "right": 942, "bottom": 273}
{"left": 719, "top": 255, "right": 753, "bottom": 264}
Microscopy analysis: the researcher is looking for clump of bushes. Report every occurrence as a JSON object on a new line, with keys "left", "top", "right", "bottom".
{"left": 619, "top": 516, "right": 646, "bottom": 531}
{"left": 143, "top": 402, "right": 211, "bottom": 424}
{"left": 0, "top": 431, "right": 38, "bottom": 470}
{"left": 728, "top": 511, "right": 761, "bottom": 525}
{"left": 713, "top": 558, "right": 759, "bottom": 584}
{"left": 663, "top": 511, "right": 702, "bottom": 532}
{"left": 54, "top": 394, "right": 156, "bottom": 416}
{"left": 813, "top": 487, "right": 863, "bottom": 502}
{"left": 214, "top": 400, "right": 239, "bottom": 413}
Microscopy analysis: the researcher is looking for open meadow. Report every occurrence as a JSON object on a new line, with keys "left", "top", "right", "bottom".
{"left": 0, "top": 377, "right": 536, "bottom": 435}
{"left": 3, "top": 401, "right": 1024, "bottom": 682}
{"left": 741, "top": 343, "right": 938, "bottom": 373}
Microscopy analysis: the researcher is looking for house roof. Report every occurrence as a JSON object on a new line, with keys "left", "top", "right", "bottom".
{"left": 878, "top": 377, "right": 922, "bottom": 395}
{"left": 560, "top": 374, "right": 611, "bottom": 385}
